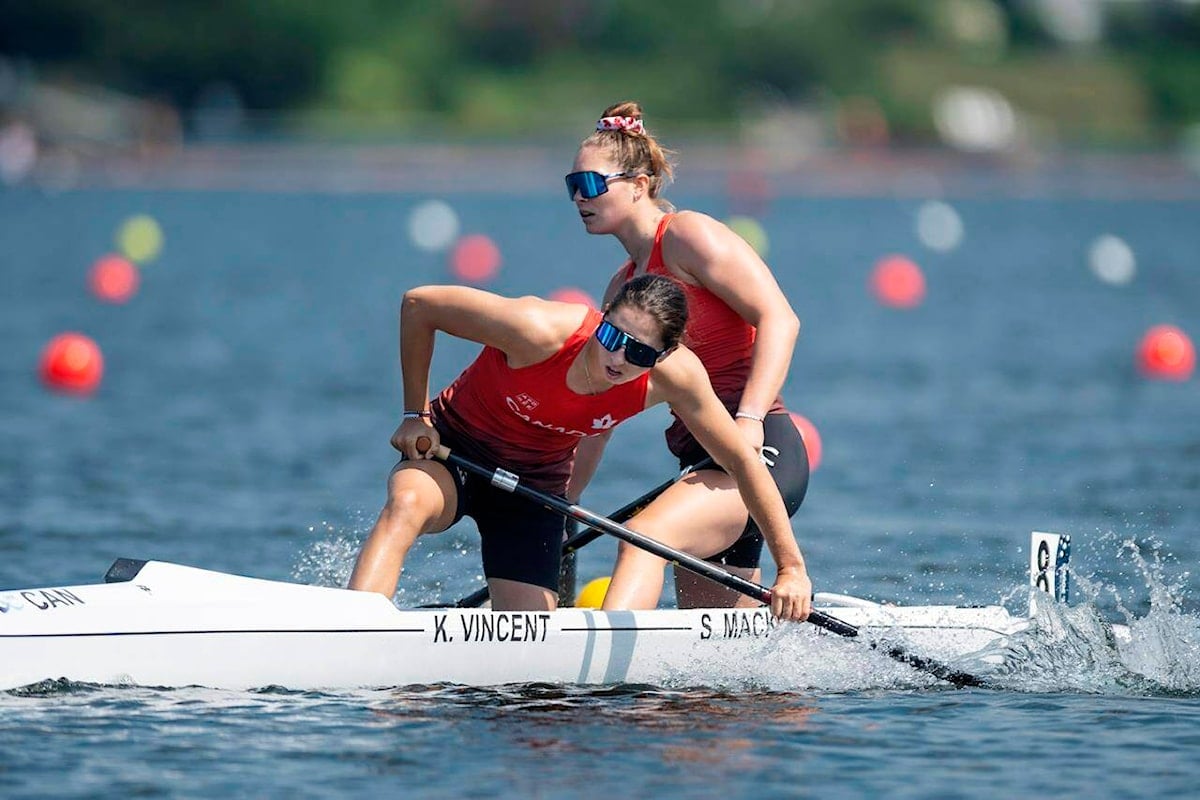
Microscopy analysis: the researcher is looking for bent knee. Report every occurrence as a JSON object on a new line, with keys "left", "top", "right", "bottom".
{"left": 384, "top": 480, "right": 424, "bottom": 511}
{"left": 381, "top": 475, "right": 445, "bottom": 529}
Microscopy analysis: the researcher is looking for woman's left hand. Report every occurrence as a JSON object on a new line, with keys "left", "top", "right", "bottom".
{"left": 769, "top": 567, "right": 813, "bottom": 622}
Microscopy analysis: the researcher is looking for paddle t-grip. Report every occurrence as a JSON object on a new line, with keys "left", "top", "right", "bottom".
{"left": 415, "top": 436, "right": 449, "bottom": 459}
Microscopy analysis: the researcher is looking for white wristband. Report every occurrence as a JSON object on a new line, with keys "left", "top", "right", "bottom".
{"left": 734, "top": 411, "right": 764, "bottom": 422}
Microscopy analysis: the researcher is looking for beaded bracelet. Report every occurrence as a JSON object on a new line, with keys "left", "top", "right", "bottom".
{"left": 734, "top": 411, "right": 764, "bottom": 422}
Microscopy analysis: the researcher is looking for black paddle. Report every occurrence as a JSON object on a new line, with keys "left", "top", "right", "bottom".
{"left": 426, "top": 441, "right": 987, "bottom": 689}
{"left": 420, "top": 453, "right": 714, "bottom": 609}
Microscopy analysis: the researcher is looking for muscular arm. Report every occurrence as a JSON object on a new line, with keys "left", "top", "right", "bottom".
{"left": 646, "top": 349, "right": 809, "bottom": 588}
{"left": 396, "top": 286, "right": 581, "bottom": 457}
{"left": 663, "top": 212, "right": 800, "bottom": 419}
{"left": 567, "top": 430, "right": 613, "bottom": 502}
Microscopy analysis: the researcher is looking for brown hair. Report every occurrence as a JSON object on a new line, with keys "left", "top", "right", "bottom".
{"left": 606, "top": 274, "right": 688, "bottom": 352}
{"left": 582, "top": 101, "right": 676, "bottom": 211}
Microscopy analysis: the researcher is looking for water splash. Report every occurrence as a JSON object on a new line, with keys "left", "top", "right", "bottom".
{"left": 290, "top": 516, "right": 366, "bottom": 589}
{"left": 1110, "top": 538, "right": 1200, "bottom": 692}
{"left": 658, "top": 624, "right": 949, "bottom": 694}
{"left": 762, "top": 628, "right": 953, "bottom": 692}
{"left": 654, "top": 533, "right": 1198, "bottom": 696}
{"left": 967, "top": 595, "right": 1132, "bottom": 693}
{"left": 969, "top": 535, "right": 1199, "bottom": 695}
{"left": 289, "top": 512, "right": 485, "bottom": 607}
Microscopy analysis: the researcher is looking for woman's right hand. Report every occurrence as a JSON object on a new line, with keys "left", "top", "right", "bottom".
{"left": 391, "top": 417, "right": 439, "bottom": 460}
{"left": 769, "top": 567, "right": 813, "bottom": 622}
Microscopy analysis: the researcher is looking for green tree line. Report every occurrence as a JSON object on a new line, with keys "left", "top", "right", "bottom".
{"left": 2, "top": 0, "right": 1198, "bottom": 145}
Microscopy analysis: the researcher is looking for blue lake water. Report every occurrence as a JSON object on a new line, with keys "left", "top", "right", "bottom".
{"left": 2, "top": 180, "right": 1199, "bottom": 797}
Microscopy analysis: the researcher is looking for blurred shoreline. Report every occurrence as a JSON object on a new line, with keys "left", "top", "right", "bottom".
{"left": 5, "top": 70, "right": 1199, "bottom": 201}
{"left": 9, "top": 140, "right": 1199, "bottom": 200}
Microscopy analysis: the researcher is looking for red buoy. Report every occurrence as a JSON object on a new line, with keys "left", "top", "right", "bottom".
{"left": 870, "top": 255, "right": 925, "bottom": 309}
{"left": 39, "top": 332, "right": 104, "bottom": 395}
{"left": 450, "top": 234, "right": 501, "bottom": 284}
{"left": 1136, "top": 325, "right": 1195, "bottom": 381}
{"left": 549, "top": 287, "right": 597, "bottom": 308}
{"left": 789, "top": 412, "right": 823, "bottom": 472}
{"left": 88, "top": 254, "right": 139, "bottom": 304}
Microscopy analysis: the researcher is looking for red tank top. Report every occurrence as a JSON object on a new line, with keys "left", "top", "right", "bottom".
{"left": 622, "top": 213, "right": 783, "bottom": 456}
{"left": 431, "top": 308, "right": 649, "bottom": 492}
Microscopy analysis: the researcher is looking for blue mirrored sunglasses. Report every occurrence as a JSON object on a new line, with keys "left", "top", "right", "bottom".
{"left": 594, "top": 319, "right": 666, "bottom": 368}
{"left": 565, "top": 170, "right": 635, "bottom": 200}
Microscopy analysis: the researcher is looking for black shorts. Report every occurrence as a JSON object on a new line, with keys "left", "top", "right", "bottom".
{"left": 673, "top": 411, "right": 809, "bottom": 569}
{"left": 414, "top": 428, "right": 565, "bottom": 593}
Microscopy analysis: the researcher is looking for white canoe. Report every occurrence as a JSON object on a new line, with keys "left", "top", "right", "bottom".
{"left": 0, "top": 544, "right": 1066, "bottom": 692}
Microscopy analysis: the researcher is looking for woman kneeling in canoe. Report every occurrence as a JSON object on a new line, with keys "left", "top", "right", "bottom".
{"left": 348, "top": 274, "right": 812, "bottom": 620}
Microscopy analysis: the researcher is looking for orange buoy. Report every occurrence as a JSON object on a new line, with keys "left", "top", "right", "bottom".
{"left": 40, "top": 332, "right": 104, "bottom": 395}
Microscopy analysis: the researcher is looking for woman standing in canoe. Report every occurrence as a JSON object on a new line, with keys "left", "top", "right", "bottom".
{"left": 348, "top": 274, "right": 812, "bottom": 620}
{"left": 566, "top": 101, "right": 810, "bottom": 611}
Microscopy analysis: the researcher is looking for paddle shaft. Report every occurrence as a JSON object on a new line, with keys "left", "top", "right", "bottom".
{"left": 439, "top": 455, "right": 715, "bottom": 609}
{"left": 564, "top": 455, "right": 716, "bottom": 556}
{"left": 428, "top": 442, "right": 986, "bottom": 688}
{"left": 431, "top": 444, "right": 771, "bottom": 594}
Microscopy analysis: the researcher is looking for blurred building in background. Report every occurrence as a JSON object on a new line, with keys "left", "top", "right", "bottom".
{"left": 2, "top": 0, "right": 1199, "bottom": 193}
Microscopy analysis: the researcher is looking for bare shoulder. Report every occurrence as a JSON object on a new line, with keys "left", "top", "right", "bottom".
{"left": 669, "top": 209, "right": 722, "bottom": 233}
{"left": 647, "top": 343, "right": 710, "bottom": 403}
{"left": 523, "top": 296, "right": 591, "bottom": 350}
{"left": 663, "top": 211, "right": 740, "bottom": 272}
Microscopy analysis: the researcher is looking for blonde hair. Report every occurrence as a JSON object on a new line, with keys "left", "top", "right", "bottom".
{"left": 582, "top": 101, "right": 676, "bottom": 211}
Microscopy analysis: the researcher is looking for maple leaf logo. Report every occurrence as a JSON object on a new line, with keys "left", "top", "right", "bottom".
{"left": 591, "top": 413, "right": 618, "bottom": 431}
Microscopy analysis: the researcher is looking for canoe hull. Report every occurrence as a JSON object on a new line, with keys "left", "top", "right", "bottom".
{"left": 1, "top": 560, "right": 1025, "bottom": 691}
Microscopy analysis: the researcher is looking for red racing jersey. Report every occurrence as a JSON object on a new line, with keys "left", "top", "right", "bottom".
{"left": 432, "top": 308, "right": 650, "bottom": 492}
{"left": 622, "top": 213, "right": 783, "bottom": 456}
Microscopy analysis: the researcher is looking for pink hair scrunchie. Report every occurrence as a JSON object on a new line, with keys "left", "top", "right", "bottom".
{"left": 596, "top": 116, "right": 645, "bottom": 134}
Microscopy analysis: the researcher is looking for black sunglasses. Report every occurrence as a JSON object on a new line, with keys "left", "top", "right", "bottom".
{"left": 564, "top": 170, "right": 636, "bottom": 200}
{"left": 594, "top": 319, "right": 667, "bottom": 368}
